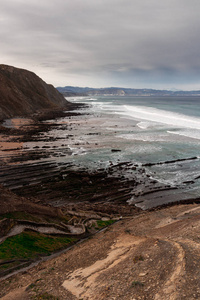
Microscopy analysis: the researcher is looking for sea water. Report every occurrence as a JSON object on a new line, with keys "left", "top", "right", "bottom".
{"left": 68, "top": 96, "right": 200, "bottom": 193}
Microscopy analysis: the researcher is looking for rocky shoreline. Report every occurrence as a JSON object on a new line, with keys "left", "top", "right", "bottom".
{"left": 0, "top": 105, "right": 200, "bottom": 294}
{"left": 0, "top": 64, "right": 199, "bottom": 298}
{"left": 1, "top": 105, "right": 199, "bottom": 210}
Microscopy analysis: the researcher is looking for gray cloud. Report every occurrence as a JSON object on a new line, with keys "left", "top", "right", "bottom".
{"left": 1, "top": 0, "right": 200, "bottom": 89}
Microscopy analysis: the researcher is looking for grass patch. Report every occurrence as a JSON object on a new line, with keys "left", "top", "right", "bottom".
{"left": 131, "top": 281, "right": 144, "bottom": 287}
{"left": 96, "top": 219, "right": 115, "bottom": 229}
{"left": 0, "top": 231, "right": 76, "bottom": 261}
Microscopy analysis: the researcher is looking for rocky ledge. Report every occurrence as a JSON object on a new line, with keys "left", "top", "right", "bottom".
{"left": 0, "top": 64, "right": 73, "bottom": 120}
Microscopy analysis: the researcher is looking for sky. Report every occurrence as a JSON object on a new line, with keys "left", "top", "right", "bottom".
{"left": 1, "top": 0, "right": 200, "bottom": 90}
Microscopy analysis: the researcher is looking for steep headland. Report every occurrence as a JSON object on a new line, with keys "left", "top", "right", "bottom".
{"left": 0, "top": 65, "right": 200, "bottom": 299}
{"left": 0, "top": 65, "right": 72, "bottom": 120}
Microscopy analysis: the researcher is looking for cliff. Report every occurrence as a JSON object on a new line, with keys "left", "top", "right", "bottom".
{"left": 0, "top": 65, "right": 71, "bottom": 120}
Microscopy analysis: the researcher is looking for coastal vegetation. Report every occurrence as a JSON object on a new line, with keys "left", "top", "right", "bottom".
{"left": 0, "top": 65, "right": 200, "bottom": 299}
{"left": 0, "top": 231, "right": 76, "bottom": 264}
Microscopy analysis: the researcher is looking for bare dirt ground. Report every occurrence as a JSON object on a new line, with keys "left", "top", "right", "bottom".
{"left": 1, "top": 203, "right": 200, "bottom": 300}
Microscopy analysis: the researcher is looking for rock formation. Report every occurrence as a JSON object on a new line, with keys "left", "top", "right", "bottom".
{"left": 0, "top": 64, "right": 71, "bottom": 120}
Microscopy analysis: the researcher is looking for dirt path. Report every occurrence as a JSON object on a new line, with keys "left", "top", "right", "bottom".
{"left": 62, "top": 235, "right": 145, "bottom": 299}
{"left": 154, "top": 240, "right": 185, "bottom": 300}
{"left": 0, "top": 287, "right": 28, "bottom": 300}
{"left": 0, "top": 203, "right": 200, "bottom": 300}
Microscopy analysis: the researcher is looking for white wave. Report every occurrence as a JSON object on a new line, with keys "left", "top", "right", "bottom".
{"left": 68, "top": 146, "right": 87, "bottom": 156}
{"left": 129, "top": 144, "right": 162, "bottom": 154}
{"left": 117, "top": 105, "right": 200, "bottom": 130}
{"left": 89, "top": 102, "right": 124, "bottom": 114}
{"left": 167, "top": 129, "right": 200, "bottom": 141}
{"left": 85, "top": 97, "right": 98, "bottom": 101}
{"left": 89, "top": 102, "right": 103, "bottom": 107}
{"left": 65, "top": 96, "right": 87, "bottom": 102}
{"left": 137, "top": 121, "right": 159, "bottom": 129}
{"left": 89, "top": 102, "right": 107, "bottom": 111}
{"left": 117, "top": 132, "right": 168, "bottom": 142}
{"left": 105, "top": 127, "right": 122, "bottom": 131}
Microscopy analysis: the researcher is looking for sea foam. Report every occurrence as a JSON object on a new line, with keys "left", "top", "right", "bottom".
{"left": 167, "top": 129, "right": 200, "bottom": 141}
{"left": 117, "top": 105, "right": 200, "bottom": 130}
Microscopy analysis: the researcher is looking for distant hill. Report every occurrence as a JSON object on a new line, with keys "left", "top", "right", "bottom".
{"left": 0, "top": 65, "right": 72, "bottom": 120}
{"left": 56, "top": 86, "right": 88, "bottom": 97}
{"left": 57, "top": 86, "right": 200, "bottom": 97}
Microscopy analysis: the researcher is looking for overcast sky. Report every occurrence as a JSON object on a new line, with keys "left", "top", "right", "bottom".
{"left": 1, "top": 0, "right": 200, "bottom": 90}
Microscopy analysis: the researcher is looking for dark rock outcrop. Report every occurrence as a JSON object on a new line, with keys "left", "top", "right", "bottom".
{"left": 0, "top": 184, "right": 62, "bottom": 217}
{"left": 0, "top": 64, "right": 71, "bottom": 120}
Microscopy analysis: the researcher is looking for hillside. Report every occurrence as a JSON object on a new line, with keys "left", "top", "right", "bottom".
{"left": 0, "top": 203, "right": 200, "bottom": 299}
{"left": 0, "top": 72, "right": 200, "bottom": 299}
{"left": 0, "top": 65, "right": 72, "bottom": 120}
{"left": 57, "top": 85, "right": 200, "bottom": 96}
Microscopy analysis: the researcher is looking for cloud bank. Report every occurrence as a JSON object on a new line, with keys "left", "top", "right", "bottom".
{"left": 1, "top": 0, "right": 200, "bottom": 89}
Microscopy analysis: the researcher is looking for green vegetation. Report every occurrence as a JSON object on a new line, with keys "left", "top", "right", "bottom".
{"left": 0, "top": 231, "right": 76, "bottom": 261}
{"left": 131, "top": 281, "right": 144, "bottom": 287}
{"left": 96, "top": 219, "right": 115, "bottom": 229}
{"left": 133, "top": 255, "right": 144, "bottom": 263}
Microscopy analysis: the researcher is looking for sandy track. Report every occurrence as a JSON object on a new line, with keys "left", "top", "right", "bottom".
{"left": 62, "top": 235, "right": 145, "bottom": 299}
{"left": 0, "top": 203, "right": 200, "bottom": 300}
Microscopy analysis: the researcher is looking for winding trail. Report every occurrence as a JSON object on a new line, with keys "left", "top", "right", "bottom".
{"left": 61, "top": 204, "right": 200, "bottom": 300}
{"left": 154, "top": 240, "right": 185, "bottom": 300}
{"left": 62, "top": 235, "right": 145, "bottom": 299}
{"left": 1, "top": 204, "right": 200, "bottom": 299}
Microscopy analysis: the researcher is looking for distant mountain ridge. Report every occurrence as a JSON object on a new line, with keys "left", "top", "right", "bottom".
{"left": 0, "top": 65, "right": 72, "bottom": 120}
{"left": 57, "top": 86, "right": 200, "bottom": 97}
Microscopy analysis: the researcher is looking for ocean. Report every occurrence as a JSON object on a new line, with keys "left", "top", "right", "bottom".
{"left": 65, "top": 95, "right": 200, "bottom": 200}
{"left": 2, "top": 95, "right": 200, "bottom": 209}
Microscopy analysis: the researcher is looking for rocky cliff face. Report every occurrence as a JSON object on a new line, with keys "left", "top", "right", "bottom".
{"left": 0, "top": 65, "right": 70, "bottom": 120}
